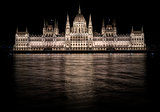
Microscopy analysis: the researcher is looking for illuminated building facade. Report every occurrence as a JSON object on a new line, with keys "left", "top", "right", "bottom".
{"left": 13, "top": 6, "right": 146, "bottom": 51}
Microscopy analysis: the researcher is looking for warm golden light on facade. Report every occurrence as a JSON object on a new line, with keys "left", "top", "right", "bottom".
{"left": 13, "top": 6, "right": 146, "bottom": 51}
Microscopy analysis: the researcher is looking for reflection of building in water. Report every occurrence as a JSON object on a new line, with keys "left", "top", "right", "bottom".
{"left": 14, "top": 54, "right": 66, "bottom": 75}
{"left": 64, "top": 54, "right": 94, "bottom": 99}
{"left": 13, "top": 53, "right": 146, "bottom": 108}
{"left": 13, "top": 5, "right": 146, "bottom": 51}
{"left": 91, "top": 53, "right": 146, "bottom": 95}
{"left": 13, "top": 54, "right": 66, "bottom": 97}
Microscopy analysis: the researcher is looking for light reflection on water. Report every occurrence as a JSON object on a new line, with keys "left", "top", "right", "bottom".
{"left": 13, "top": 53, "right": 147, "bottom": 111}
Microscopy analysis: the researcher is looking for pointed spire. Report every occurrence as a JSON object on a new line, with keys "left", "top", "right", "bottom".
{"left": 101, "top": 19, "right": 105, "bottom": 35}
{"left": 88, "top": 14, "right": 93, "bottom": 34}
{"left": 78, "top": 4, "right": 81, "bottom": 14}
{"left": 26, "top": 27, "right": 28, "bottom": 32}
{"left": 16, "top": 27, "right": 18, "bottom": 33}
{"left": 66, "top": 13, "right": 70, "bottom": 26}
{"left": 141, "top": 26, "right": 143, "bottom": 32}
{"left": 131, "top": 26, "right": 134, "bottom": 32}
{"left": 102, "top": 19, "right": 105, "bottom": 27}
{"left": 65, "top": 13, "right": 70, "bottom": 35}
{"left": 89, "top": 14, "right": 92, "bottom": 26}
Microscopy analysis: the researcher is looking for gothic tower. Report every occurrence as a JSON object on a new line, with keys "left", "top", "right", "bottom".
{"left": 101, "top": 19, "right": 105, "bottom": 35}
{"left": 65, "top": 14, "right": 70, "bottom": 35}
{"left": 65, "top": 14, "right": 70, "bottom": 48}
{"left": 88, "top": 14, "right": 93, "bottom": 48}
{"left": 88, "top": 14, "right": 93, "bottom": 35}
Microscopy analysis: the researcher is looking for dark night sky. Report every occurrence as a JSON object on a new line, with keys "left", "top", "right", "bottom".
{"left": 1, "top": 0, "right": 160, "bottom": 48}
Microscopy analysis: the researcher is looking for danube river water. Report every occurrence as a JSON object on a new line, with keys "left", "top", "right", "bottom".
{"left": 1, "top": 53, "right": 160, "bottom": 111}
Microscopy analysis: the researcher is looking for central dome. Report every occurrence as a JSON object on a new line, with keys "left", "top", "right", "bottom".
{"left": 74, "top": 14, "right": 86, "bottom": 22}
{"left": 73, "top": 5, "right": 86, "bottom": 23}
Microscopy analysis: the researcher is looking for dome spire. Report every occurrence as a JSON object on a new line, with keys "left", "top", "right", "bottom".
{"left": 78, "top": 4, "right": 81, "bottom": 14}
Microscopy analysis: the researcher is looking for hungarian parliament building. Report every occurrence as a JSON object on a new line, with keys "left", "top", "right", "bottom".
{"left": 13, "top": 6, "right": 146, "bottom": 51}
